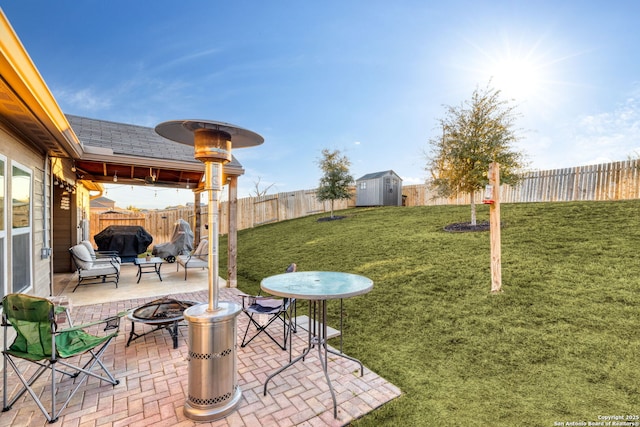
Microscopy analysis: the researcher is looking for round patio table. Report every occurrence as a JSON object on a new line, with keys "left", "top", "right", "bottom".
{"left": 261, "top": 271, "right": 373, "bottom": 418}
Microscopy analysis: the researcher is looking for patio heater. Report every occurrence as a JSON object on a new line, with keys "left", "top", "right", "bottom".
{"left": 155, "top": 120, "right": 263, "bottom": 421}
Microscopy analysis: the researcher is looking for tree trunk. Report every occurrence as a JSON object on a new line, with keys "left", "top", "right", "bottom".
{"left": 470, "top": 190, "right": 477, "bottom": 226}
{"left": 330, "top": 200, "right": 335, "bottom": 218}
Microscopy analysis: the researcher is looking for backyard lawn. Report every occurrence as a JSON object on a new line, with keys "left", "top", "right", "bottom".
{"left": 220, "top": 200, "right": 639, "bottom": 427}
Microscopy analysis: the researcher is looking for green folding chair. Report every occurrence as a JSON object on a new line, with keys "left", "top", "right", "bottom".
{"left": 2, "top": 294, "right": 122, "bottom": 423}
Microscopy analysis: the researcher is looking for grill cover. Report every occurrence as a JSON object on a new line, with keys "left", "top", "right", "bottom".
{"left": 152, "top": 219, "right": 194, "bottom": 259}
{"left": 94, "top": 225, "right": 153, "bottom": 258}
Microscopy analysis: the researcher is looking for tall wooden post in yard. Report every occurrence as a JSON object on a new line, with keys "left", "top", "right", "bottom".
{"left": 488, "top": 162, "right": 502, "bottom": 293}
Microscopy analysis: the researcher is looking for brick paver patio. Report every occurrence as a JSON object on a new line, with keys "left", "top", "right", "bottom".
{"left": 1, "top": 288, "right": 401, "bottom": 426}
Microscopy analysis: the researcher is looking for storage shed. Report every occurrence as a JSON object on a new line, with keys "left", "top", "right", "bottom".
{"left": 355, "top": 170, "right": 403, "bottom": 206}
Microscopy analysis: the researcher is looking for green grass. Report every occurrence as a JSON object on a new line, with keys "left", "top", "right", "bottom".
{"left": 219, "top": 200, "right": 640, "bottom": 426}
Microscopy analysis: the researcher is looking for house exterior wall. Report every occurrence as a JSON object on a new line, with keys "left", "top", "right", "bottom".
{"left": 50, "top": 156, "right": 90, "bottom": 273}
{"left": 0, "top": 123, "right": 51, "bottom": 299}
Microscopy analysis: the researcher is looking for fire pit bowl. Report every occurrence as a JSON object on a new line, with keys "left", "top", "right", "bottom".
{"left": 127, "top": 297, "right": 199, "bottom": 349}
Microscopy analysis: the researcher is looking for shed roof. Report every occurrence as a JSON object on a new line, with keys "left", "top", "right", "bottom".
{"left": 356, "top": 170, "right": 402, "bottom": 181}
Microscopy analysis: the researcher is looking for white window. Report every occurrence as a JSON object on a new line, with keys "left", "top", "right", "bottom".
{"left": 11, "top": 162, "right": 31, "bottom": 293}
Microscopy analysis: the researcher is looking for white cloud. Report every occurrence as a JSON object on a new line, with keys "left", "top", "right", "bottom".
{"left": 571, "top": 90, "right": 640, "bottom": 164}
{"left": 55, "top": 87, "right": 112, "bottom": 111}
{"left": 524, "top": 85, "right": 640, "bottom": 169}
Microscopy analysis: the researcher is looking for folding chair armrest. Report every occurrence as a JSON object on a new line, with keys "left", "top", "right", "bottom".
{"left": 241, "top": 294, "right": 285, "bottom": 311}
{"left": 56, "top": 311, "right": 127, "bottom": 333}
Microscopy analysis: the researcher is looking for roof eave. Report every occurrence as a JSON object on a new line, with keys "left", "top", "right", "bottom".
{"left": 0, "top": 10, "right": 82, "bottom": 157}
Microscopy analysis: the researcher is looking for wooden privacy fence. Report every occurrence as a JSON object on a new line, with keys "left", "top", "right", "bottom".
{"left": 89, "top": 190, "right": 353, "bottom": 247}
{"left": 89, "top": 208, "right": 196, "bottom": 248}
{"left": 219, "top": 189, "right": 354, "bottom": 231}
{"left": 90, "top": 160, "right": 640, "bottom": 246}
{"left": 402, "top": 159, "right": 640, "bottom": 206}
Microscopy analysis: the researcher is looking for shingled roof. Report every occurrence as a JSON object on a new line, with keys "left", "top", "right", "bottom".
{"left": 67, "top": 115, "right": 245, "bottom": 188}
{"left": 68, "top": 115, "right": 200, "bottom": 163}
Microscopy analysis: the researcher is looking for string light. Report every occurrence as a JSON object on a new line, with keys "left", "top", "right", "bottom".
{"left": 113, "top": 171, "right": 118, "bottom": 182}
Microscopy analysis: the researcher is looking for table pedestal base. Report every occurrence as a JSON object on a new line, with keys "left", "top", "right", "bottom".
{"left": 264, "top": 299, "right": 363, "bottom": 418}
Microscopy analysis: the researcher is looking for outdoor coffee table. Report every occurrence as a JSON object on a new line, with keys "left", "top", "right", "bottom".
{"left": 126, "top": 298, "right": 198, "bottom": 349}
{"left": 261, "top": 271, "right": 373, "bottom": 418}
{"left": 134, "top": 257, "right": 164, "bottom": 283}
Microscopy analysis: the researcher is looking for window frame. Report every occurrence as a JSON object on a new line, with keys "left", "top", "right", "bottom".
{"left": 0, "top": 155, "right": 6, "bottom": 299}
{"left": 10, "top": 160, "right": 32, "bottom": 294}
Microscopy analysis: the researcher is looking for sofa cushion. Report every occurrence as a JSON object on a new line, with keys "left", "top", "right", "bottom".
{"left": 71, "top": 244, "right": 93, "bottom": 270}
{"left": 193, "top": 239, "right": 208, "bottom": 257}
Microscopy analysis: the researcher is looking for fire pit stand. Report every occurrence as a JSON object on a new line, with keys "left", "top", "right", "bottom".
{"left": 126, "top": 298, "right": 198, "bottom": 349}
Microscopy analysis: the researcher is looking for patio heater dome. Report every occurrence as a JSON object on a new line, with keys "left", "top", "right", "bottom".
{"left": 155, "top": 119, "right": 264, "bottom": 161}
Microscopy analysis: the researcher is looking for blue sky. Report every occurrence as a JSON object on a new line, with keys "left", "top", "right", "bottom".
{"left": 3, "top": 1, "right": 640, "bottom": 208}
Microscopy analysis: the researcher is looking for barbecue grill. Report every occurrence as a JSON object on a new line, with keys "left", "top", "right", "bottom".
{"left": 94, "top": 225, "right": 153, "bottom": 262}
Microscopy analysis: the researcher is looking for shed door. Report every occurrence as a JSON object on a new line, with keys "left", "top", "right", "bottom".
{"left": 383, "top": 177, "right": 399, "bottom": 206}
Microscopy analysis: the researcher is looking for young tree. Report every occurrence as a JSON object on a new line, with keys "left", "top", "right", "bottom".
{"left": 316, "top": 149, "right": 354, "bottom": 218}
{"left": 427, "top": 82, "right": 527, "bottom": 225}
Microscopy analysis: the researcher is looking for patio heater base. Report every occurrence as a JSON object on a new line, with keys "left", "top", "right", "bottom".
{"left": 183, "top": 301, "right": 242, "bottom": 421}
{"left": 184, "top": 390, "right": 242, "bottom": 422}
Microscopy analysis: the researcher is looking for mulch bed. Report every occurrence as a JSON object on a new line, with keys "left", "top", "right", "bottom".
{"left": 317, "top": 215, "right": 347, "bottom": 222}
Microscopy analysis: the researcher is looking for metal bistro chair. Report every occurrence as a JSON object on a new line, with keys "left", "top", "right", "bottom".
{"left": 240, "top": 263, "right": 297, "bottom": 353}
{"left": 176, "top": 239, "right": 208, "bottom": 280}
{"left": 1, "top": 293, "right": 123, "bottom": 423}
